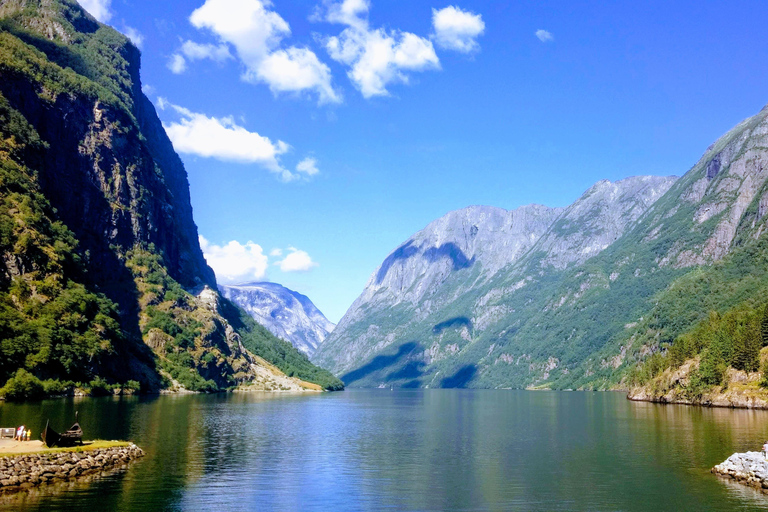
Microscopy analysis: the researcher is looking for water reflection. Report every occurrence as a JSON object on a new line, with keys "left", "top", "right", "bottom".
{"left": 0, "top": 390, "right": 767, "bottom": 511}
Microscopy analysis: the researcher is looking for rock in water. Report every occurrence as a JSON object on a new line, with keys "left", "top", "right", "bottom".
{"left": 712, "top": 452, "right": 768, "bottom": 489}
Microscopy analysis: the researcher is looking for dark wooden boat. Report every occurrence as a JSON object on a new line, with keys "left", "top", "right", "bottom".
{"left": 41, "top": 412, "right": 84, "bottom": 448}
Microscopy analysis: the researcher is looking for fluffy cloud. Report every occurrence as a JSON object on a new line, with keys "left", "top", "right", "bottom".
{"left": 186, "top": 0, "right": 340, "bottom": 104}
{"left": 323, "top": 0, "right": 439, "bottom": 97}
{"left": 158, "top": 99, "right": 290, "bottom": 175}
{"left": 431, "top": 6, "right": 484, "bottom": 53}
{"left": 167, "top": 54, "right": 187, "bottom": 74}
{"left": 275, "top": 247, "right": 319, "bottom": 272}
{"left": 158, "top": 99, "right": 319, "bottom": 182}
{"left": 200, "top": 238, "right": 318, "bottom": 281}
{"left": 199, "top": 236, "right": 269, "bottom": 283}
{"left": 255, "top": 47, "right": 336, "bottom": 100}
{"left": 123, "top": 26, "right": 144, "bottom": 48}
{"left": 79, "top": 0, "right": 112, "bottom": 23}
{"left": 168, "top": 41, "right": 232, "bottom": 74}
{"left": 296, "top": 157, "right": 320, "bottom": 176}
{"left": 180, "top": 40, "right": 233, "bottom": 62}
{"left": 535, "top": 29, "right": 554, "bottom": 42}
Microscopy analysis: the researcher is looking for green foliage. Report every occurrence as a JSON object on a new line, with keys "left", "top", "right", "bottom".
{"left": 88, "top": 376, "right": 113, "bottom": 396}
{"left": 123, "top": 380, "right": 141, "bottom": 393}
{"left": 41, "top": 378, "right": 74, "bottom": 396}
{"left": 634, "top": 302, "right": 767, "bottom": 394}
{"left": 0, "top": 368, "right": 45, "bottom": 401}
{"left": 219, "top": 298, "right": 344, "bottom": 391}
{"left": 0, "top": 94, "right": 123, "bottom": 388}
{"left": 159, "top": 359, "right": 218, "bottom": 393}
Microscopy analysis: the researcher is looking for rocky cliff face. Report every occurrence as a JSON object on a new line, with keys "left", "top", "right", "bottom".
{"left": 0, "top": 0, "right": 342, "bottom": 393}
{"left": 0, "top": 0, "right": 215, "bottom": 306}
{"left": 219, "top": 282, "right": 335, "bottom": 357}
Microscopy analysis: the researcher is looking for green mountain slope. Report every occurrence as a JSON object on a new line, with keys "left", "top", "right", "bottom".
{"left": 0, "top": 0, "right": 341, "bottom": 398}
{"left": 316, "top": 103, "right": 768, "bottom": 391}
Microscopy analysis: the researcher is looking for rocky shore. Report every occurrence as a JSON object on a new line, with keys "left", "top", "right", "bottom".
{"left": 0, "top": 444, "right": 144, "bottom": 493}
{"left": 712, "top": 452, "right": 768, "bottom": 490}
{"left": 627, "top": 362, "right": 768, "bottom": 409}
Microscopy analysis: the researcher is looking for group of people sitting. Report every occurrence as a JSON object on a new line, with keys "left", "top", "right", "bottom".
{"left": 15, "top": 425, "right": 31, "bottom": 441}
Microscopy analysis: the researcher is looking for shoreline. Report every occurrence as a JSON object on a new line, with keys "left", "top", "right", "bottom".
{"left": 627, "top": 388, "right": 768, "bottom": 410}
{"left": 0, "top": 442, "right": 143, "bottom": 494}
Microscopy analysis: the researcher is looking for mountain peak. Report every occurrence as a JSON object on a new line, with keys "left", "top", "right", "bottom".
{"left": 220, "top": 282, "right": 335, "bottom": 357}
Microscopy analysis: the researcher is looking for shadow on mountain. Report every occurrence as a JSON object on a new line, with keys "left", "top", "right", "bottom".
{"left": 402, "top": 379, "right": 422, "bottom": 388}
{"left": 341, "top": 341, "right": 421, "bottom": 385}
{"left": 440, "top": 365, "right": 477, "bottom": 388}
{"left": 423, "top": 243, "right": 475, "bottom": 271}
{"left": 387, "top": 360, "right": 426, "bottom": 380}
{"left": 433, "top": 316, "right": 472, "bottom": 335}
{"left": 376, "top": 241, "right": 419, "bottom": 284}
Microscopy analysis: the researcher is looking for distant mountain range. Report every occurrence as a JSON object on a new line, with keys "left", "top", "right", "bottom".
{"left": 314, "top": 103, "right": 768, "bottom": 390}
{"left": 220, "top": 282, "right": 335, "bottom": 357}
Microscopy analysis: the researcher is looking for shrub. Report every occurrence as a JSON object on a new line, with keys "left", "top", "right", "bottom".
{"left": 88, "top": 376, "right": 114, "bottom": 396}
{"left": 0, "top": 369, "right": 45, "bottom": 400}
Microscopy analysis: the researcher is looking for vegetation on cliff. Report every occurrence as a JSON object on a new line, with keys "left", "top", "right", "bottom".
{"left": 628, "top": 237, "right": 768, "bottom": 402}
{"left": 0, "top": 0, "right": 342, "bottom": 398}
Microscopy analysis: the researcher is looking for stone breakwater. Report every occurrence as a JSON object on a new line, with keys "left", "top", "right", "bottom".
{"left": 0, "top": 444, "right": 144, "bottom": 493}
{"left": 712, "top": 451, "right": 768, "bottom": 490}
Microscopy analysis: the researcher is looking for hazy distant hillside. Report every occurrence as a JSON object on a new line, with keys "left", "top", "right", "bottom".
{"left": 220, "top": 282, "right": 335, "bottom": 357}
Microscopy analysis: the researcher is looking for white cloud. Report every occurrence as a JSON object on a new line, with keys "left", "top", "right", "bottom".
{"left": 159, "top": 99, "right": 290, "bottom": 176}
{"left": 142, "top": 84, "right": 155, "bottom": 95}
{"left": 167, "top": 54, "right": 187, "bottom": 74}
{"left": 79, "top": 0, "right": 112, "bottom": 23}
{"left": 276, "top": 247, "right": 318, "bottom": 272}
{"left": 325, "top": 0, "right": 370, "bottom": 28}
{"left": 535, "top": 29, "right": 554, "bottom": 42}
{"left": 255, "top": 48, "right": 337, "bottom": 102}
{"left": 431, "top": 6, "right": 484, "bottom": 53}
{"left": 323, "top": 0, "right": 439, "bottom": 97}
{"left": 180, "top": 40, "right": 233, "bottom": 63}
{"left": 296, "top": 157, "right": 320, "bottom": 176}
{"left": 123, "top": 26, "right": 144, "bottom": 48}
{"left": 200, "top": 236, "right": 269, "bottom": 283}
{"left": 269, "top": 248, "right": 283, "bottom": 257}
{"left": 187, "top": 0, "right": 340, "bottom": 104}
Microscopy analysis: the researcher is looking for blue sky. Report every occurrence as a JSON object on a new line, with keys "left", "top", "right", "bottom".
{"left": 85, "top": 0, "right": 768, "bottom": 322}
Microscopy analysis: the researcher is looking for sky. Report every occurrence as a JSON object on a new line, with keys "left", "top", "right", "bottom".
{"left": 83, "top": 0, "right": 768, "bottom": 323}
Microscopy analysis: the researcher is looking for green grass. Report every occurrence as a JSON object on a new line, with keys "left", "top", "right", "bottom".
{"left": 0, "top": 440, "right": 134, "bottom": 458}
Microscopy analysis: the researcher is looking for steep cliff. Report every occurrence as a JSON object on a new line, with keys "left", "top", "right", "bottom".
{"left": 0, "top": 0, "right": 342, "bottom": 396}
{"left": 219, "top": 282, "right": 335, "bottom": 357}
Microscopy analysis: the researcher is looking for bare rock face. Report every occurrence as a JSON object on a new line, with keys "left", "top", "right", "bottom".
{"left": 533, "top": 176, "right": 677, "bottom": 269}
{"left": 219, "top": 282, "right": 335, "bottom": 357}
{"left": 314, "top": 177, "right": 675, "bottom": 381}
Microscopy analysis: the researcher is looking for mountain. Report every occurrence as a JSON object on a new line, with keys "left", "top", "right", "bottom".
{"left": 0, "top": 0, "right": 341, "bottom": 398}
{"left": 219, "top": 282, "right": 335, "bottom": 357}
{"left": 316, "top": 103, "right": 768, "bottom": 391}
{"left": 313, "top": 175, "right": 676, "bottom": 386}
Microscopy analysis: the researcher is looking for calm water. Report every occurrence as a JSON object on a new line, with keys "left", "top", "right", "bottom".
{"left": 1, "top": 390, "right": 767, "bottom": 511}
